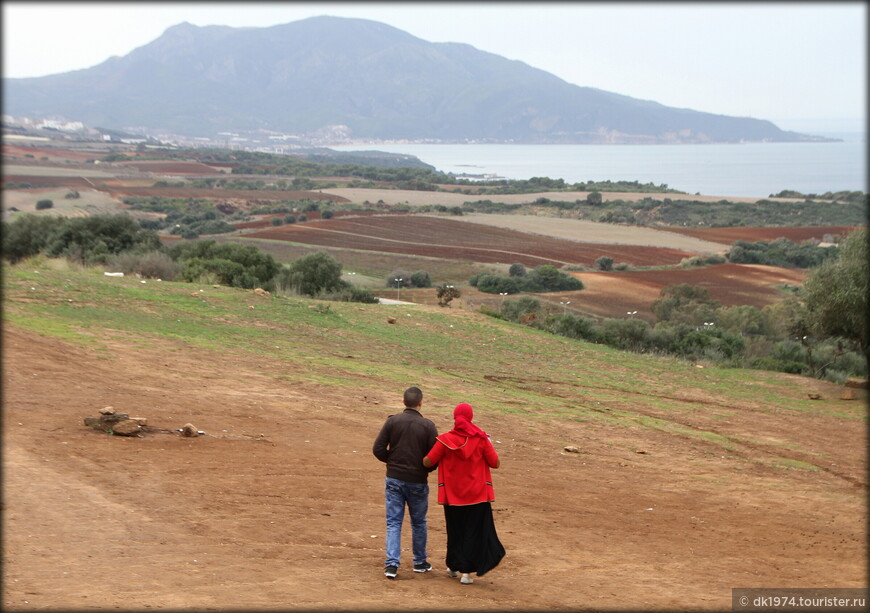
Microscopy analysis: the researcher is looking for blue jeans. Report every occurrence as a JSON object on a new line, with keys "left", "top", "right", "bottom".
{"left": 384, "top": 477, "right": 429, "bottom": 568}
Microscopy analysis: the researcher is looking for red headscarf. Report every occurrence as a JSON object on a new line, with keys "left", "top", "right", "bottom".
{"left": 449, "top": 403, "right": 488, "bottom": 439}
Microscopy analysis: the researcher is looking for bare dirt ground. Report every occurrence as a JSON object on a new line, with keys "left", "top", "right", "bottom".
{"left": 3, "top": 324, "right": 865, "bottom": 611}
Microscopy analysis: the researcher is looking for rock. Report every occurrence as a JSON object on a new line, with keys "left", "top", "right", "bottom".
{"left": 564, "top": 446, "right": 581, "bottom": 453}
{"left": 84, "top": 417, "right": 103, "bottom": 428}
{"left": 635, "top": 450, "right": 649, "bottom": 455}
{"left": 99, "top": 407, "right": 115, "bottom": 415}
{"left": 807, "top": 393, "right": 821, "bottom": 400}
{"left": 387, "top": 317, "right": 397, "bottom": 324}
{"left": 841, "top": 388, "right": 857, "bottom": 400}
{"left": 131, "top": 417, "right": 148, "bottom": 425}
{"left": 844, "top": 377, "right": 869, "bottom": 389}
{"left": 111, "top": 419, "right": 142, "bottom": 436}
{"left": 181, "top": 423, "right": 199, "bottom": 437}
{"left": 253, "top": 288, "right": 270, "bottom": 297}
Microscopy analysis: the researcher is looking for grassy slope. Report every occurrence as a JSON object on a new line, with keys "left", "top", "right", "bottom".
{"left": 4, "top": 261, "right": 863, "bottom": 467}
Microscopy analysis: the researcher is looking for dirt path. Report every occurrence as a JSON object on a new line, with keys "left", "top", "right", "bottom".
{"left": 2, "top": 326, "right": 865, "bottom": 610}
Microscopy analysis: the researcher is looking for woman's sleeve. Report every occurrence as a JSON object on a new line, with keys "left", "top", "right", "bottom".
{"left": 483, "top": 437, "right": 499, "bottom": 467}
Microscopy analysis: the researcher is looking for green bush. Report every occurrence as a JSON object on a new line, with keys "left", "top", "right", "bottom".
{"left": 167, "top": 239, "right": 280, "bottom": 290}
{"left": 278, "top": 252, "right": 344, "bottom": 297}
{"left": 410, "top": 270, "right": 432, "bottom": 288}
{"left": 509, "top": 263, "right": 527, "bottom": 277}
{"left": 477, "top": 274, "right": 522, "bottom": 294}
{"left": 1, "top": 214, "right": 67, "bottom": 263}
{"left": 595, "top": 256, "right": 614, "bottom": 271}
{"left": 108, "top": 250, "right": 178, "bottom": 280}
{"left": 35, "top": 199, "right": 54, "bottom": 210}
{"left": 47, "top": 214, "right": 161, "bottom": 264}
{"left": 500, "top": 296, "right": 541, "bottom": 322}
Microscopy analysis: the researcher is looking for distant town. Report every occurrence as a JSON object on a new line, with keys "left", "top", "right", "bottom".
{"left": 2, "top": 114, "right": 466, "bottom": 154}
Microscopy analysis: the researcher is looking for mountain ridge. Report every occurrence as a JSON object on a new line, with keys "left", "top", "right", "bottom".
{"left": 3, "top": 16, "right": 830, "bottom": 144}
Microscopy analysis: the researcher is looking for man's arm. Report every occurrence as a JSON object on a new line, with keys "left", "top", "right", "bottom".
{"left": 372, "top": 419, "right": 391, "bottom": 463}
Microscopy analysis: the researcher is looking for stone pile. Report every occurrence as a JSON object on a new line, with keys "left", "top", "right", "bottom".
{"left": 84, "top": 407, "right": 146, "bottom": 436}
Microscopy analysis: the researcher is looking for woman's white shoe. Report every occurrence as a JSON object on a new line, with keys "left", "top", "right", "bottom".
{"left": 460, "top": 573, "right": 474, "bottom": 584}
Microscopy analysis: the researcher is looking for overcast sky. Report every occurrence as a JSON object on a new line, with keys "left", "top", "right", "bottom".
{"left": 2, "top": 2, "right": 866, "bottom": 133}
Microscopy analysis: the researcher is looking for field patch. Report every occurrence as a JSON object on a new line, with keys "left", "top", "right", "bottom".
{"left": 243, "top": 215, "right": 697, "bottom": 267}
{"left": 565, "top": 264, "right": 807, "bottom": 321}
{"left": 457, "top": 213, "right": 729, "bottom": 252}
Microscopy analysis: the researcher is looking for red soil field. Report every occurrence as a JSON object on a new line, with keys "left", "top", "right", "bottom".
{"left": 667, "top": 225, "right": 857, "bottom": 244}
{"left": 244, "top": 215, "right": 696, "bottom": 267}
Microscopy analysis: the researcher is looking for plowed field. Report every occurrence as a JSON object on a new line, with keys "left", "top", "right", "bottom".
{"left": 244, "top": 215, "right": 696, "bottom": 267}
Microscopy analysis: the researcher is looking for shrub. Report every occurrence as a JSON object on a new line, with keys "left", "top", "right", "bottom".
{"left": 599, "top": 318, "right": 652, "bottom": 352}
{"left": 500, "top": 296, "right": 541, "bottom": 322}
{"left": 167, "top": 239, "right": 280, "bottom": 290}
{"left": 36, "top": 199, "right": 54, "bottom": 210}
{"left": 285, "top": 214, "right": 297, "bottom": 224}
{"left": 509, "top": 263, "right": 527, "bottom": 277}
{"left": 1, "top": 214, "right": 66, "bottom": 263}
{"left": 410, "top": 270, "right": 432, "bottom": 288}
{"left": 298, "top": 214, "right": 308, "bottom": 222}
{"left": 550, "top": 313, "right": 598, "bottom": 341}
{"left": 271, "top": 217, "right": 284, "bottom": 226}
{"left": 321, "top": 210, "right": 334, "bottom": 219}
{"left": 278, "top": 252, "right": 344, "bottom": 297}
{"left": 386, "top": 271, "right": 411, "bottom": 288}
{"left": 47, "top": 214, "right": 161, "bottom": 263}
{"left": 436, "top": 284, "right": 461, "bottom": 307}
{"left": 476, "top": 274, "right": 522, "bottom": 294}
{"left": 107, "top": 250, "right": 177, "bottom": 280}
{"left": 522, "top": 265, "right": 584, "bottom": 292}
{"left": 595, "top": 256, "right": 614, "bottom": 271}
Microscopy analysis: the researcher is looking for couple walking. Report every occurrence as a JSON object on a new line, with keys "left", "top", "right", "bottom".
{"left": 372, "top": 386, "right": 505, "bottom": 584}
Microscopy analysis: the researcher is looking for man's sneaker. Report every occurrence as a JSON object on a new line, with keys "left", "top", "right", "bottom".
{"left": 446, "top": 568, "right": 459, "bottom": 578}
{"left": 384, "top": 565, "right": 398, "bottom": 579}
{"left": 460, "top": 573, "right": 474, "bottom": 584}
{"left": 413, "top": 561, "right": 432, "bottom": 573}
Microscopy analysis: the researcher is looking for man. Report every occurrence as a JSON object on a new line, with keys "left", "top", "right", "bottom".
{"left": 372, "top": 386, "right": 437, "bottom": 579}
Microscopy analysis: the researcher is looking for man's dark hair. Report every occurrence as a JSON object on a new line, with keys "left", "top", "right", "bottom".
{"left": 403, "top": 386, "right": 423, "bottom": 408}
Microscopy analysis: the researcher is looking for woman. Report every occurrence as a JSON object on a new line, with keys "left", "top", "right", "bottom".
{"left": 423, "top": 403, "right": 505, "bottom": 584}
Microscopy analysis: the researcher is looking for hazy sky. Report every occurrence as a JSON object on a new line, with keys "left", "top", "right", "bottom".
{"left": 2, "top": 2, "right": 866, "bottom": 132}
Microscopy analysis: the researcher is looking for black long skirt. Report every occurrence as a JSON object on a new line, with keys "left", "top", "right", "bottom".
{"left": 443, "top": 501, "right": 505, "bottom": 576}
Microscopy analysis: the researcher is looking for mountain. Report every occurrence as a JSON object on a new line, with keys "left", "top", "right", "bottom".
{"left": 2, "top": 16, "right": 827, "bottom": 144}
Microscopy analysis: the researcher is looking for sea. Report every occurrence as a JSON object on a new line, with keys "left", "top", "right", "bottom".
{"left": 333, "top": 132, "right": 867, "bottom": 199}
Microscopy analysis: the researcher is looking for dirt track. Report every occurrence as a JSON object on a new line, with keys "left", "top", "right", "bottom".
{"left": 3, "top": 323, "right": 865, "bottom": 610}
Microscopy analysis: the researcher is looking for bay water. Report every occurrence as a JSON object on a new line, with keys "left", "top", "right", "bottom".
{"left": 334, "top": 135, "right": 866, "bottom": 199}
